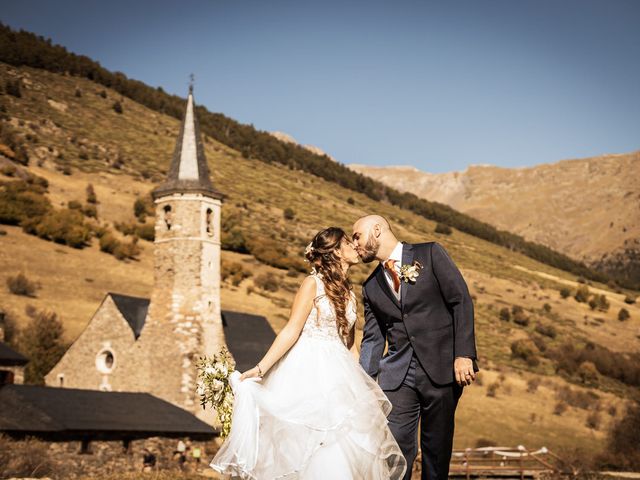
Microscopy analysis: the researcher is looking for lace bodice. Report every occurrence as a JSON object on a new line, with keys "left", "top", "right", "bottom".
{"left": 300, "top": 273, "right": 357, "bottom": 343}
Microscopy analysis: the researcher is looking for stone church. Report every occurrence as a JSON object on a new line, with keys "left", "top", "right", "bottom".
{"left": 45, "top": 88, "right": 275, "bottom": 423}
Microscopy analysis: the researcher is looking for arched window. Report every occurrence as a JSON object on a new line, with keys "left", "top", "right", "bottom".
{"left": 163, "top": 205, "right": 172, "bottom": 230}
{"left": 205, "top": 208, "right": 214, "bottom": 236}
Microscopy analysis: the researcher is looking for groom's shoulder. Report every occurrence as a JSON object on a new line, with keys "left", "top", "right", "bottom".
{"left": 408, "top": 241, "right": 436, "bottom": 252}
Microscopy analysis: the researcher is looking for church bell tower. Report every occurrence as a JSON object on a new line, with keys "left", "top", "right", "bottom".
{"left": 139, "top": 85, "right": 224, "bottom": 416}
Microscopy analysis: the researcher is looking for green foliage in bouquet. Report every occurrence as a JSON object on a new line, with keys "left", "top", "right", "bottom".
{"left": 196, "top": 346, "right": 236, "bottom": 438}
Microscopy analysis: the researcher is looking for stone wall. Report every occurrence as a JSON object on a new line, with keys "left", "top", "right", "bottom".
{"left": 44, "top": 296, "right": 143, "bottom": 392}
{"left": 0, "top": 434, "right": 222, "bottom": 479}
{"left": 0, "top": 364, "right": 25, "bottom": 384}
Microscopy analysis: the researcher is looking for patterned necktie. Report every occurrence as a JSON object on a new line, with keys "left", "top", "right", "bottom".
{"left": 384, "top": 259, "right": 401, "bottom": 294}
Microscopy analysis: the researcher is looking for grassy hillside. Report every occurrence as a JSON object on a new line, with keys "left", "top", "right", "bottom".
{"left": 1, "top": 62, "right": 639, "bottom": 458}
{"left": 0, "top": 22, "right": 615, "bottom": 287}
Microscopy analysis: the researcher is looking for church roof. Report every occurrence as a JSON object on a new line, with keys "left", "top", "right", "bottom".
{"left": 0, "top": 384, "right": 216, "bottom": 439}
{"left": 0, "top": 341, "right": 28, "bottom": 366}
{"left": 221, "top": 311, "right": 277, "bottom": 372}
{"left": 151, "top": 88, "right": 223, "bottom": 200}
{"left": 107, "top": 292, "right": 275, "bottom": 373}
{"left": 109, "top": 292, "right": 149, "bottom": 339}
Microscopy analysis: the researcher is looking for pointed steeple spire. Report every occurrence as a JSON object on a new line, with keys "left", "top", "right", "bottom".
{"left": 152, "top": 87, "right": 222, "bottom": 199}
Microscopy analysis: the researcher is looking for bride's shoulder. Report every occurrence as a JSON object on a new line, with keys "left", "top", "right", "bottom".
{"left": 297, "top": 275, "right": 319, "bottom": 298}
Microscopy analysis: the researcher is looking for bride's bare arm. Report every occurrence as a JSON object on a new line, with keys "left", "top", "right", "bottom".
{"left": 240, "top": 276, "right": 316, "bottom": 380}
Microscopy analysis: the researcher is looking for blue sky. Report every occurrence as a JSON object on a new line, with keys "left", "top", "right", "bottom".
{"left": 2, "top": 0, "right": 639, "bottom": 173}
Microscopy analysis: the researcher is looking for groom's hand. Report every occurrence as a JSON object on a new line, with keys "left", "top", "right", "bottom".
{"left": 454, "top": 357, "right": 476, "bottom": 386}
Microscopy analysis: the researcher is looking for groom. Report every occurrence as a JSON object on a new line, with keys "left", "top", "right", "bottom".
{"left": 352, "top": 215, "right": 479, "bottom": 480}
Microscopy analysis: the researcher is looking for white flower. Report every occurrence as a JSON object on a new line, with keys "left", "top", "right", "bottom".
{"left": 212, "top": 379, "right": 224, "bottom": 392}
{"left": 214, "top": 363, "right": 229, "bottom": 377}
{"left": 196, "top": 381, "right": 206, "bottom": 396}
{"left": 204, "top": 366, "right": 215, "bottom": 375}
{"left": 399, "top": 261, "right": 423, "bottom": 283}
{"left": 304, "top": 242, "right": 314, "bottom": 256}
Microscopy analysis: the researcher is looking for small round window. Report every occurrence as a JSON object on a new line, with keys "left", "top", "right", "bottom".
{"left": 96, "top": 349, "right": 116, "bottom": 374}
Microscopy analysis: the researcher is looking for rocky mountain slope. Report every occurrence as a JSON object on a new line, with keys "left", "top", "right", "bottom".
{"left": 350, "top": 153, "right": 640, "bottom": 289}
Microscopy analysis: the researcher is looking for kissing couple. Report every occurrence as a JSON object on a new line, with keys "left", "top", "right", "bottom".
{"left": 211, "top": 214, "right": 479, "bottom": 480}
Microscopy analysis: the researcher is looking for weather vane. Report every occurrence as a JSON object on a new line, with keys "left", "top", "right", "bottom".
{"left": 189, "top": 73, "right": 194, "bottom": 93}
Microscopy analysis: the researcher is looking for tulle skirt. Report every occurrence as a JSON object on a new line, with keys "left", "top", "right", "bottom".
{"left": 210, "top": 334, "right": 407, "bottom": 479}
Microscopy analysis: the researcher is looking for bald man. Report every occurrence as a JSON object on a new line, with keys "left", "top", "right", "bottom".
{"left": 352, "top": 215, "right": 479, "bottom": 480}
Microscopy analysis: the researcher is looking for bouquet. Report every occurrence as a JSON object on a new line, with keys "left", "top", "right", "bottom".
{"left": 196, "top": 346, "right": 236, "bottom": 438}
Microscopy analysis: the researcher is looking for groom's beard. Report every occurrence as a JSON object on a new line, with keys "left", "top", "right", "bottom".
{"left": 359, "top": 234, "right": 379, "bottom": 263}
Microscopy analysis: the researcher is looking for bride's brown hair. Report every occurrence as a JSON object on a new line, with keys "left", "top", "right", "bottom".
{"left": 304, "top": 227, "right": 355, "bottom": 348}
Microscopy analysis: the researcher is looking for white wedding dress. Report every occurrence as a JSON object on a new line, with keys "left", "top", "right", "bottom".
{"left": 210, "top": 273, "right": 407, "bottom": 479}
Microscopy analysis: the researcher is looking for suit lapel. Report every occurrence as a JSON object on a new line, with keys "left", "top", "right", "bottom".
{"left": 400, "top": 243, "right": 415, "bottom": 308}
{"left": 374, "top": 264, "right": 401, "bottom": 309}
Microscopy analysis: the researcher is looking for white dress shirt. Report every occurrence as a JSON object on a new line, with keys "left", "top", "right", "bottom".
{"left": 381, "top": 241, "right": 403, "bottom": 299}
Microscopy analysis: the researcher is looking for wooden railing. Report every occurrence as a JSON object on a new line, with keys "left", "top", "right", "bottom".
{"left": 450, "top": 446, "right": 573, "bottom": 479}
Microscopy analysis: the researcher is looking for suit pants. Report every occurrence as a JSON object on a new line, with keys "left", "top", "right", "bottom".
{"left": 383, "top": 355, "right": 463, "bottom": 480}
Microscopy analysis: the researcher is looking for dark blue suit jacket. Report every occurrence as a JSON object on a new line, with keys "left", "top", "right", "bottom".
{"left": 359, "top": 242, "right": 479, "bottom": 389}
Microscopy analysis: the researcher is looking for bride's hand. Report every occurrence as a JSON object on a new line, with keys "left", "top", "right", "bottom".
{"left": 240, "top": 366, "right": 262, "bottom": 381}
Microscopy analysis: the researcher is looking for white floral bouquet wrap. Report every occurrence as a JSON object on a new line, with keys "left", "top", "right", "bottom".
{"left": 196, "top": 346, "right": 236, "bottom": 438}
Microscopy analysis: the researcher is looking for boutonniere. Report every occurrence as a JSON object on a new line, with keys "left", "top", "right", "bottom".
{"left": 399, "top": 261, "right": 423, "bottom": 283}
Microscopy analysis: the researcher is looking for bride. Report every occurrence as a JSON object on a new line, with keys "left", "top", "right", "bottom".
{"left": 210, "top": 227, "right": 407, "bottom": 479}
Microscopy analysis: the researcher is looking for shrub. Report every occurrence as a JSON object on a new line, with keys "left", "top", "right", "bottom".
{"left": 254, "top": 272, "right": 279, "bottom": 292}
{"left": 5, "top": 78, "right": 22, "bottom": 97}
{"left": 135, "top": 222, "right": 155, "bottom": 241}
{"left": 21, "top": 208, "right": 91, "bottom": 248}
{"left": 0, "top": 309, "right": 19, "bottom": 344}
{"left": 586, "top": 411, "right": 601, "bottom": 430}
{"left": 113, "top": 236, "right": 141, "bottom": 260}
{"left": 222, "top": 228, "right": 248, "bottom": 253}
{"left": 542, "top": 303, "right": 552, "bottom": 313}
{"left": 618, "top": 308, "right": 630, "bottom": 322}
{"left": 347, "top": 197, "right": 355, "bottom": 205}
{"left": 510, "top": 339, "right": 540, "bottom": 367}
{"left": 67, "top": 199, "right": 82, "bottom": 210}
{"left": 112, "top": 100, "right": 123, "bottom": 113}
{"left": 531, "top": 335, "right": 547, "bottom": 353}
{"left": 556, "top": 385, "right": 600, "bottom": 410}
{"left": 624, "top": 295, "right": 636, "bottom": 305}
{"left": 6, "top": 272, "right": 38, "bottom": 297}
{"left": 222, "top": 261, "right": 253, "bottom": 286}
{"left": 283, "top": 207, "right": 295, "bottom": 220}
{"left": 560, "top": 287, "right": 571, "bottom": 299}
{"left": 0, "top": 180, "right": 51, "bottom": 225}
{"left": 133, "top": 196, "right": 153, "bottom": 221}
{"left": 554, "top": 400, "right": 568, "bottom": 415}
{"left": 75, "top": 87, "right": 82, "bottom": 97}
{"left": 99, "top": 232, "right": 119, "bottom": 254}
{"left": 513, "top": 310, "right": 530, "bottom": 327}
{"left": 575, "top": 285, "right": 590, "bottom": 303}
{"left": 526, "top": 377, "right": 541, "bottom": 393}
{"left": 535, "top": 322, "right": 557, "bottom": 338}
{"left": 435, "top": 223, "right": 452, "bottom": 235}
{"left": 486, "top": 382, "right": 499, "bottom": 397}
{"left": 86, "top": 183, "right": 97, "bottom": 204}
{"left": 499, "top": 307, "right": 510, "bottom": 322}
{"left": 578, "top": 361, "right": 599, "bottom": 385}
{"left": 601, "top": 402, "right": 640, "bottom": 470}
{"left": 82, "top": 203, "right": 97, "bottom": 219}
{"left": 99, "top": 89, "right": 107, "bottom": 98}
{"left": 17, "top": 307, "right": 67, "bottom": 384}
